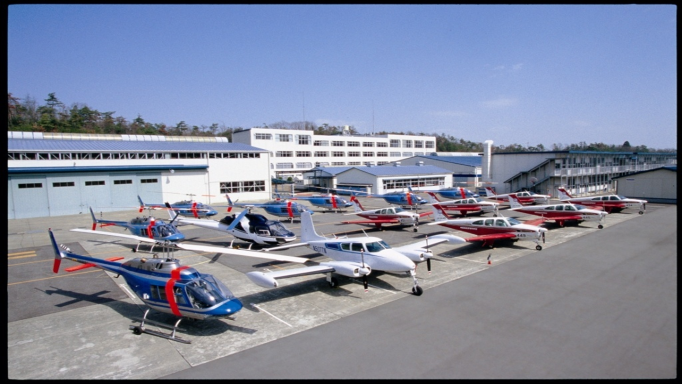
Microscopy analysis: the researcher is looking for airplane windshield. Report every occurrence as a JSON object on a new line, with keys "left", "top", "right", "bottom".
{"left": 575, "top": 205, "right": 589, "bottom": 210}
{"left": 365, "top": 241, "right": 385, "bottom": 253}
{"left": 506, "top": 217, "right": 522, "bottom": 225}
{"left": 266, "top": 220, "right": 294, "bottom": 236}
{"left": 379, "top": 240, "right": 391, "bottom": 249}
{"left": 185, "top": 274, "right": 235, "bottom": 309}
{"left": 393, "top": 207, "right": 406, "bottom": 213}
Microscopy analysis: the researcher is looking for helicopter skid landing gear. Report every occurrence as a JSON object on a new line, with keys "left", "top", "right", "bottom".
{"left": 129, "top": 309, "right": 191, "bottom": 344}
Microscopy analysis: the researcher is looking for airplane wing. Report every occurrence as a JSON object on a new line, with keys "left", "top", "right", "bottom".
{"left": 261, "top": 241, "right": 312, "bottom": 252}
{"left": 70, "top": 228, "right": 158, "bottom": 243}
{"left": 392, "top": 234, "right": 466, "bottom": 253}
{"left": 174, "top": 242, "right": 310, "bottom": 264}
{"left": 463, "top": 232, "right": 517, "bottom": 242}
{"left": 521, "top": 218, "right": 548, "bottom": 226}
{"left": 341, "top": 218, "right": 402, "bottom": 225}
{"left": 246, "top": 260, "right": 370, "bottom": 288}
{"left": 418, "top": 211, "right": 434, "bottom": 217}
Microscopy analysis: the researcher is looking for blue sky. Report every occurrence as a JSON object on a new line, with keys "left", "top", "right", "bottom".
{"left": 8, "top": 4, "right": 677, "bottom": 150}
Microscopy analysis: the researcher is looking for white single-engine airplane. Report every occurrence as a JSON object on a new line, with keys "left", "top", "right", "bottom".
{"left": 249, "top": 211, "right": 466, "bottom": 296}
{"left": 556, "top": 187, "right": 647, "bottom": 214}
{"left": 427, "top": 204, "right": 548, "bottom": 250}
{"left": 169, "top": 206, "right": 297, "bottom": 247}
{"left": 484, "top": 187, "right": 550, "bottom": 205}
{"left": 508, "top": 193, "right": 608, "bottom": 229}
{"left": 340, "top": 195, "right": 432, "bottom": 232}
{"left": 425, "top": 191, "right": 500, "bottom": 217}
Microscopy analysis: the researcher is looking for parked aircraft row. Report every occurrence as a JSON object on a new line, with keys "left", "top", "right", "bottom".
{"left": 53, "top": 186, "right": 646, "bottom": 342}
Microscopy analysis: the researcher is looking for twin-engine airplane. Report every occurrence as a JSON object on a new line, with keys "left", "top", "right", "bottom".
{"left": 341, "top": 195, "right": 432, "bottom": 232}
{"left": 556, "top": 187, "right": 647, "bottom": 214}
{"left": 508, "top": 193, "right": 608, "bottom": 229}
{"left": 427, "top": 204, "right": 548, "bottom": 250}
{"left": 138, "top": 195, "right": 218, "bottom": 218}
{"left": 226, "top": 194, "right": 313, "bottom": 222}
{"left": 279, "top": 192, "right": 353, "bottom": 212}
{"left": 71, "top": 207, "right": 185, "bottom": 252}
{"left": 170, "top": 205, "right": 297, "bottom": 247}
{"left": 49, "top": 229, "right": 243, "bottom": 344}
{"left": 425, "top": 191, "right": 500, "bottom": 217}
{"left": 246, "top": 211, "right": 465, "bottom": 296}
{"left": 484, "top": 187, "right": 550, "bottom": 205}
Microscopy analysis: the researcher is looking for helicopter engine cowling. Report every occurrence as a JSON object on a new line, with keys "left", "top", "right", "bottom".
{"left": 321, "top": 261, "right": 371, "bottom": 278}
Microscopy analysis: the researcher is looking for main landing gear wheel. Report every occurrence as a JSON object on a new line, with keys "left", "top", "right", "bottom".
{"left": 536, "top": 245, "right": 543, "bottom": 250}
{"left": 132, "top": 326, "right": 142, "bottom": 335}
{"left": 412, "top": 286, "right": 423, "bottom": 296}
{"left": 598, "top": 224, "right": 604, "bottom": 229}
{"left": 328, "top": 277, "right": 338, "bottom": 288}
{"left": 413, "top": 227, "right": 418, "bottom": 232}
{"left": 639, "top": 211, "right": 644, "bottom": 215}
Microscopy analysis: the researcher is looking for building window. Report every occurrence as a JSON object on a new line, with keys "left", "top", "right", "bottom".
{"left": 402, "top": 152, "right": 413, "bottom": 157}
{"left": 347, "top": 141, "right": 360, "bottom": 147}
{"left": 348, "top": 161, "right": 361, "bottom": 165}
{"left": 332, "top": 151, "right": 345, "bottom": 157}
{"left": 296, "top": 151, "right": 311, "bottom": 157}
{"left": 276, "top": 151, "right": 293, "bottom": 157}
{"left": 276, "top": 163, "right": 294, "bottom": 169}
{"left": 363, "top": 161, "right": 375, "bottom": 166}
{"left": 220, "top": 180, "right": 266, "bottom": 193}
{"left": 276, "top": 134, "right": 292, "bottom": 142}
{"left": 362, "top": 142, "right": 374, "bottom": 147}
{"left": 425, "top": 141, "right": 435, "bottom": 149}
{"left": 113, "top": 180, "right": 133, "bottom": 185}
{"left": 296, "top": 162, "right": 313, "bottom": 168}
{"left": 414, "top": 140, "right": 424, "bottom": 148}
{"left": 377, "top": 161, "right": 389, "bottom": 165}
{"left": 332, "top": 162, "right": 346, "bottom": 166}
{"left": 363, "top": 152, "right": 374, "bottom": 157}
{"left": 314, "top": 140, "right": 329, "bottom": 146}
{"left": 377, "top": 152, "right": 388, "bottom": 157}
{"left": 315, "top": 162, "right": 330, "bottom": 167}
{"left": 298, "top": 135, "right": 311, "bottom": 145}
{"left": 52, "top": 182, "right": 75, "bottom": 187}
{"left": 332, "top": 141, "right": 345, "bottom": 147}
{"left": 85, "top": 181, "right": 105, "bottom": 186}
{"left": 390, "top": 152, "right": 401, "bottom": 157}
{"left": 377, "top": 142, "right": 388, "bottom": 147}
{"left": 141, "top": 178, "right": 158, "bottom": 184}
{"left": 403, "top": 140, "right": 413, "bottom": 148}
{"left": 348, "top": 151, "right": 360, "bottom": 157}
{"left": 255, "top": 133, "right": 272, "bottom": 140}
{"left": 18, "top": 183, "right": 43, "bottom": 189}
{"left": 314, "top": 151, "right": 329, "bottom": 157}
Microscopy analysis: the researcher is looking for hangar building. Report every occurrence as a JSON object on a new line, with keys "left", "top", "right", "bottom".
{"left": 612, "top": 165, "right": 677, "bottom": 204}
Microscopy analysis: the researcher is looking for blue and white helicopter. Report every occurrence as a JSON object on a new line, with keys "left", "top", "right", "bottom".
{"left": 278, "top": 192, "right": 353, "bottom": 212}
{"left": 48, "top": 228, "right": 243, "bottom": 344}
{"left": 71, "top": 206, "right": 186, "bottom": 253}
{"left": 225, "top": 194, "right": 314, "bottom": 222}
{"left": 351, "top": 186, "right": 428, "bottom": 207}
{"left": 433, "top": 187, "right": 479, "bottom": 200}
{"left": 138, "top": 195, "right": 218, "bottom": 218}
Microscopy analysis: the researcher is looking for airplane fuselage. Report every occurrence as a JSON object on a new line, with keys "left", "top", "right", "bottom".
{"left": 436, "top": 217, "right": 545, "bottom": 241}
{"left": 306, "top": 238, "right": 416, "bottom": 273}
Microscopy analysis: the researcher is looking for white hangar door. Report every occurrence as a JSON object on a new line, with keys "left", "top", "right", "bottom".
{"left": 110, "top": 174, "right": 140, "bottom": 213}
{"left": 47, "top": 175, "right": 83, "bottom": 216}
{"left": 8, "top": 176, "right": 49, "bottom": 219}
{"left": 78, "top": 175, "right": 113, "bottom": 213}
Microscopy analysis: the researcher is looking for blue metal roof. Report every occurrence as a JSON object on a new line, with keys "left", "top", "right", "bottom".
{"left": 612, "top": 165, "right": 677, "bottom": 179}
{"left": 306, "top": 166, "right": 354, "bottom": 176}
{"left": 416, "top": 155, "right": 481, "bottom": 167}
{"left": 7, "top": 138, "right": 266, "bottom": 152}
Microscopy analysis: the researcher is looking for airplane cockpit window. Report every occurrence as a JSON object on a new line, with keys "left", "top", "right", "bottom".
{"left": 341, "top": 243, "right": 351, "bottom": 251}
{"left": 394, "top": 207, "right": 405, "bottom": 213}
{"left": 556, "top": 206, "right": 564, "bottom": 211}
{"left": 365, "top": 242, "right": 384, "bottom": 253}
{"left": 565, "top": 205, "right": 575, "bottom": 211}
{"left": 351, "top": 243, "right": 364, "bottom": 252}
{"left": 484, "top": 219, "right": 494, "bottom": 226}
{"left": 495, "top": 220, "right": 507, "bottom": 227}
{"left": 575, "top": 204, "right": 588, "bottom": 210}
{"left": 507, "top": 217, "right": 522, "bottom": 225}
{"left": 472, "top": 220, "right": 484, "bottom": 225}
{"left": 544, "top": 206, "right": 555, "bottom": 211}
{"left": 612, "top": 196, "right": 623, "bottom": 200}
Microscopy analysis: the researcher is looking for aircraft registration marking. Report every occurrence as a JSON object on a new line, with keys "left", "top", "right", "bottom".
{"left": 312, "top": 245, "right": 327, "bottom": 254}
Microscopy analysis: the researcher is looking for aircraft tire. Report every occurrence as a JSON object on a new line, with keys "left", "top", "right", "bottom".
{"left": 329, "top": 277, "right": 338, "bottom": 288}
{"left": 639, "top": 211, "right": 644, "bottom": 215}
{"left": 413, "top": 227, "right": 418, "bottom": 232}
{"left": 412, "top": 286, "right": 423, "bottom": 296}
{"left": 132, "top": 326, "right": 142, "bottom": 335}
{"left": 598, "top": 225, "right": 604, "bottom": 229}
{"left": 536, "top": 245, "right": 542, "bottom": 251}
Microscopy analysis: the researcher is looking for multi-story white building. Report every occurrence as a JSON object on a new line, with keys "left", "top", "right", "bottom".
{"left": 232, "top": 126, "right": 437, "bottom": 183}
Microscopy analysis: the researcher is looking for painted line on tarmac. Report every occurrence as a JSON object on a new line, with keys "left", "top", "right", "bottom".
{"left": 250, "top": 303, "right": 293, "bottom": 327}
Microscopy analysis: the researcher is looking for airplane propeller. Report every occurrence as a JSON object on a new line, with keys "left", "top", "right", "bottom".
{"left": 360, "top": 251, "right": 368, "bottom": 292}
{"left": 425, "top": 235, "right": 432, "bottom": 273}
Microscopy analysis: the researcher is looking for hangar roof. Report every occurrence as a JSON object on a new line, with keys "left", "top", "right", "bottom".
{"left": 612, "top": 165, "right": 677, "bottom": 179}
{"left": 343, "top": 164, "right": 452, "bottom": 177}
{"left": 7, "top": 138, "right": 267, "bottom": 152}
{"left": 414, "top": 155, "right": 481, "bottom": 167}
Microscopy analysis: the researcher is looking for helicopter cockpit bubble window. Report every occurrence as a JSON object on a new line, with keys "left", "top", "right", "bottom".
{"left": 266, "top": 220, "right": 294, "bottom": 237}
{"left": 186, "top": 274, "right": 235, "bottom": 308}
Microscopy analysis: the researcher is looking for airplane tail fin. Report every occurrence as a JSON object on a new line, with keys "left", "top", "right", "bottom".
{"left": 431, "top": 204, "right": 450, "bottom": 222}
{"left": 485, "top": 187, "right": 497, "bottom": 197}
{"left": 225, "top": 194, "right": 234, "bottom": 212}
{"left": 49, "top": 229, "right": 65, "bottom": 273}
{"left": 89, "top": 206, "right": 101, "bottom": 230}
{"left": 557, "top": 187, "right": 572, "bottom": 200}
{"left": 300, "top": 211, "right": 326, "bottom": 242}
{"left": 350, "top": 195, "right": 365, "bottom": 212}
{"left": 508, "top": 193, "right": 523, "bottom": 209}
{"left": 426, "top": 191, "right": 440, "bottom": 204}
